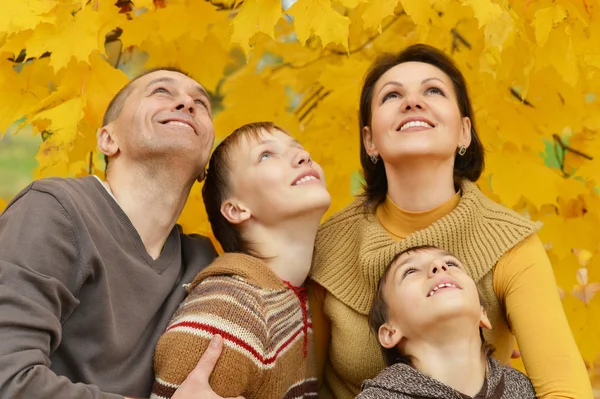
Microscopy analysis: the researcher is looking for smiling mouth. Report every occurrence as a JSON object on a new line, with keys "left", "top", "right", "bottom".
{"left": 161, "top": 120, "right": 195, "bottom": 134}
{"left": 428, "top": 282, "right": 458, "bottom": 297}
{"left": 293, "top": 175, "right": 319, "bottom": 186}
{"left": 398, "top": 121, "right": 434, "bottom": 131}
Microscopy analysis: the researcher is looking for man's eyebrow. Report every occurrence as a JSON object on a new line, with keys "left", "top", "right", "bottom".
{"left": 146, "top": 76, "right": 210, "bottom": 99}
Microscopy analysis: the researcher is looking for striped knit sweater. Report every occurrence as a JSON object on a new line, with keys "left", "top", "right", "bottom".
{"left": 150, "top": 253, "right": 317, "bottom": 399}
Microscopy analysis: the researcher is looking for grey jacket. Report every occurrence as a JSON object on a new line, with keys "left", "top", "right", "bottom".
{"left": 356, "top": 357, "right": 535, "bottom": 399}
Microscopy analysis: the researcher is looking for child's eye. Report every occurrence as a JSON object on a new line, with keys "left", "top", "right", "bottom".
{"left": 382, "top": 92, "right": 400, "bottom": 102}
{"left": 425, "top": 87, "right": 444, "bottom": 96}
{"left": 402, "top": 267, "right": 417, "bottom": 278}
{"left": 446, "top": 260, "right": 459, "bottom": 267}
{"left": 259, "top": 152, "right": 272, "bottom": 162}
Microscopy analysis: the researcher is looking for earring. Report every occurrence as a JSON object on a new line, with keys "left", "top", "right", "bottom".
{"left": 458, "top": 145, "right": 467, "bottom": 156}
{"left": 369, "top": 154, "right": 379, "bottom": 164}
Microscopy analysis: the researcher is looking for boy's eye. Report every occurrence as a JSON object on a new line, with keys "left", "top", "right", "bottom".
{"left": 259, "top": 152, "right": 272, "bottom": 162}
{"left": 402, "top": 267, "right": 417, "bottom": 278}
{"left": 446, "top": 260, "right": 459, "bottom": 267}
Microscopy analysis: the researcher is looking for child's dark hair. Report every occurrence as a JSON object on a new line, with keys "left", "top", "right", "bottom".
{"left": 368, "top": 245, "right": 494, "bottom": 367}
{"left": 202, "top": 121, "right": 288, "bottom": 253}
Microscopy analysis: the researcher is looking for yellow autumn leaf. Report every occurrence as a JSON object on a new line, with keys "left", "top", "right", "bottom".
{"left": 0, "top": 0, "right": 56, "bottom": 36}
{"left": 0, "top": 197, "right": 6, "bottom": 213}
{"left": 573, "top": 249, "right": 594, "bottom": 267}
{"left": 398, "top": 0, "right": 437, "bottom": 38}
{"left": 532, "top": 5, "right": 567, "bottom": 47}
{"left": 26, "top": 2, "right": 123, "bottom": 71}
{"left": 360, "top": 0, "right": 401, "bottom": 32}
{"left": 133, "top": 0, "right": 156, "bottom": 10}
{"left": 335, "top": 0, "right": 367, "bottom": 7}
{"left": 32, "top": 98, "right": 84, "bottom": 178}
{"left": 463, "top": 0, "right": 503, "bottom": 29}
{"left": 287, "top": 0, "right": 350, "bottom": 50}
{"left": 573, "top": 268, "right": 600, "bottom": 306}
{"left": 231, "top": 0, "right": 282, "bottom": 53}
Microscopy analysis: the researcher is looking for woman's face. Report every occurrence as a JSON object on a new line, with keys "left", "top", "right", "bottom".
{"left": 223, "top": 129, "right": 331, "bottom": 227}
{"left": 363, "top": 61, "right": 471, "bottom": 167}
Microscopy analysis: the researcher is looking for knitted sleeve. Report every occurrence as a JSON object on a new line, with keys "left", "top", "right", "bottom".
{"left": 493, "top": 234, "right": 593, "bottom": 399}
{"left": 151, "top": 275, "right": 267, "bottom": 399}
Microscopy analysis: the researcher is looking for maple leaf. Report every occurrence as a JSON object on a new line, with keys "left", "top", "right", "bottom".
{"left": 26, "top": 2, "right": 124, "bottom": 71}
{"left": 231, "top": 0, "right": 283, "bottom": 54}
{"left": 360, "top": 0, "right": 401, "bottom": 32}
{"left": 572, "top": 268, "right": 600, "bottom": 306}
{"left": 398, "top": 0, "right": 437, "bottom": 38}
{"left": 287, "top": 0, "right": 351, "bottom": 51}
{"left": 32, "top": 98, "right": 84, "bottom": 178}
{"left": 532, "top": 5, "right": 567, "bottom": 47}
{"left": 0, "top": 0, "right": 56, "bottom": 36}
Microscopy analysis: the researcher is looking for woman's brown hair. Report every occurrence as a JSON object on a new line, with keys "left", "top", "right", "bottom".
{"left": 359, "top": 44, "right": 485, "bottom": 210}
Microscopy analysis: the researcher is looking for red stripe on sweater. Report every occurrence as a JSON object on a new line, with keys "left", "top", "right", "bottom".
{"left": 166, "top": 321, "right": 313, "bottom": 365}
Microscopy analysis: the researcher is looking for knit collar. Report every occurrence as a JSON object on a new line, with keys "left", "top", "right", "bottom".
{"left": 188, "top": 252, "right": 289, "bottom": 291}
{"left": 376, "top": 191, "right": 461, "bottom": 240}
{"left": 361, "top": 357, "right": 506, "bottom": 398}
{"left": 311, "top": 180, "right": 539, "bottom": 314}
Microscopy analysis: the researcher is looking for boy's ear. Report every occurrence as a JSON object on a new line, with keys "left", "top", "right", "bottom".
{"left": 479, "top": 306, "right": 492, "bottom": 331}
{"left": 221, "top": 199, "right": 251, "bottom": 225}
{"left": 378, "top": 323, "right": 403, "bottom": 349}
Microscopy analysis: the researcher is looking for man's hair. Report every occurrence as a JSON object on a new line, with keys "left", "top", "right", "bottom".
{"left": 368, "top": 245, "right": 494, "bottom": 367}
{"left": 202, "top": 121, "right": 288, "bottom": 253}
{"left": 101, "top": 66, "right": 191, "bottom": 172}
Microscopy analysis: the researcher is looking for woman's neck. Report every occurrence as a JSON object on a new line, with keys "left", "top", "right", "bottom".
{"left": 385, "top": 159, "right": 456, "bottom": 212}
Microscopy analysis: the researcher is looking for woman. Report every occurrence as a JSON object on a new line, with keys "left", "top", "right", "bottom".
{"left": 152, "top": 122, "right": 330, "bottom": 399}
{"left": 308, "top": 44, "right": 592, "bottom": 399}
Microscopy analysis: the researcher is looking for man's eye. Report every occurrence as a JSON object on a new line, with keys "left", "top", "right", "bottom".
{"left": 152, "top": 87, "right": 170, "bottom": 95}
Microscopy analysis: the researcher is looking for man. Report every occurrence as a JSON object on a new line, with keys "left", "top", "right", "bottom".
{"left": 0, "top": 68, "right": 240, "bottom": 399}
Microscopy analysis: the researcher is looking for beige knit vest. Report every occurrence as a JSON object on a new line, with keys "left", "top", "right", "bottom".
{"left": 311, "top": 180, "right": 540, "bottom": 325}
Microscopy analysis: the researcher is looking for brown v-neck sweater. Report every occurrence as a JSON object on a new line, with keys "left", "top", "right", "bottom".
{"left": 0, "top": 176, "right": 217, "bottom": 399}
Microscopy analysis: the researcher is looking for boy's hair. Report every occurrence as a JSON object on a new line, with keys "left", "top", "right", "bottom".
{"left": 368, "top": 245, "right": 494, "bottom": 367}
{"left": 202, "top": 121, "right": 288, "bottom": 253}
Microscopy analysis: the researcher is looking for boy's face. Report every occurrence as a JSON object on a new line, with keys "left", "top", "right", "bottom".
{"left": 221, "top": 128, "right": 331, "bottom": 227}
{"left": 378, "top": 248, "right": 491, "bottom": 349}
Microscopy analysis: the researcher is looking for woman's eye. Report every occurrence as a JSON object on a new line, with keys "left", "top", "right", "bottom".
{"left": 194, "top": 99, "right": 207, "bottom": 108}
{"left": 259, "top": 152, "right": 272, "bottom": 162}
{"left": 383, "top": 92, "right": 400, "bottom": 102}
{"left": 425, "top": 87, "right": 444, "bottom": 96}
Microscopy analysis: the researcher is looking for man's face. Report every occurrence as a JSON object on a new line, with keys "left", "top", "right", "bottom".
{"left": 108, "top": 70, "right": 215, "bottom": 178}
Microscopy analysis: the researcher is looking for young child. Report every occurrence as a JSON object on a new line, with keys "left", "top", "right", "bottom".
{"left": 358, "top": 245, "right": 536, "bottom": 399}
{"left": 150, "top": 122, "right": 331, "bottom": 399}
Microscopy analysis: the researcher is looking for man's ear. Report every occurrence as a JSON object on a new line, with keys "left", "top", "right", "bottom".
{"left": 378, "top": 322, "right": 403, "bottom": 349}
{"left": 479, "top": 306, "right": 492, "bottom": 331}
{"left": 220, "top": 199, "right": 251, "bottom": 225}
{"left": 362, "top": 126, "right": 378, "bottom": 156}
{"left": 97, "top": 125, "right": 119, "bottom": 159}
{"left": 459, "top": 117, "right": 472, "bottom": 149}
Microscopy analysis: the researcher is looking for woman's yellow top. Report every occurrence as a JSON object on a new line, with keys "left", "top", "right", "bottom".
{"left": 309, "top": 182, "right": 591, "bottom": 399}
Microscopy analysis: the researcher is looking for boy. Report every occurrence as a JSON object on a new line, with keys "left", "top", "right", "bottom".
{"left": 150, "top": 122, "right": 331, "bottom": 399}
{"left": 358, "top": 245, "right": 535, "bottom": 398}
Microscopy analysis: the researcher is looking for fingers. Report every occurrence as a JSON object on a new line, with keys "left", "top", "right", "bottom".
{"left": 190, "top": 334, "right": 223, "bottom": 383}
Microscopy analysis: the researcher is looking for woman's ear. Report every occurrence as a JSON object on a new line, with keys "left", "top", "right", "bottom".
{"left": 378, "top": 323, "right": 403, "bottom": 349}
{"left": 97, "top": 125, "right": 119, "bottom": 159}
{"left": 220, "top": 199, "right": 251, "bottom": 225}
{"left": 459, "top": 117, "right": 472, "bottom": 149}
{"left": 362, "top": 126, "right": 378, "bottom": 156}
{"left": 479, "top": 306, "right": 492, "bottom": 331}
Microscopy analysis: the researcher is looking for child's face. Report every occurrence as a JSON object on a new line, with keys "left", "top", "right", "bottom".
{"left": 221, "top": 128, "right": 330, "bottom": 226}
{"left": 378, "top": 248, "right": 491, "bottom": 349}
